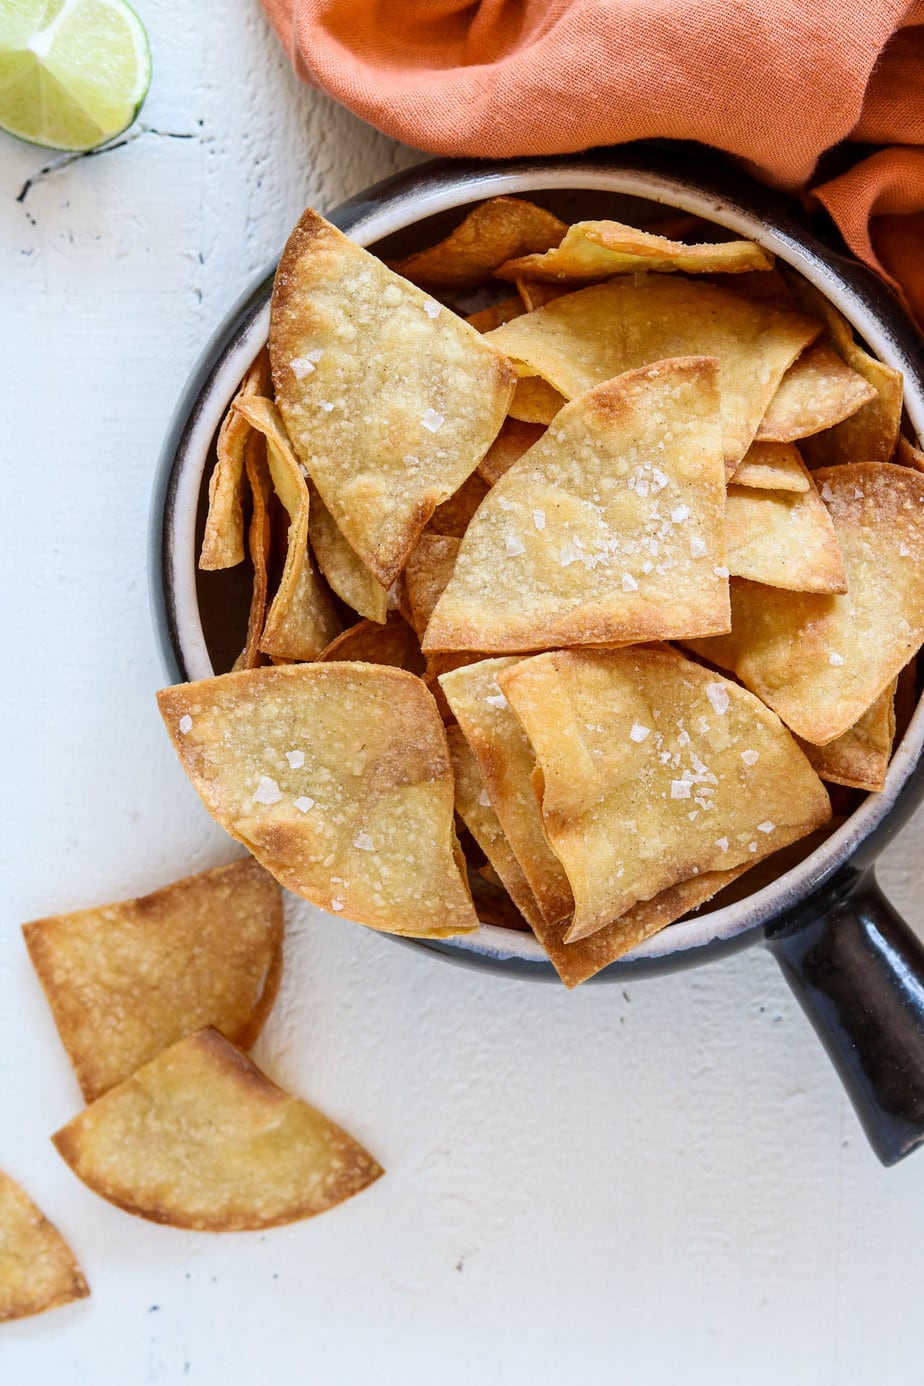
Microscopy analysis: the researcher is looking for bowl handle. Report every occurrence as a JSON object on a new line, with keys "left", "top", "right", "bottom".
{"left": 766, "top": 867, "right": 924, "bottom": 1165}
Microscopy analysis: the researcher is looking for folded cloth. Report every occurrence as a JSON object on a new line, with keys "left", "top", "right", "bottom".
{"left": 262, "top": 0, "right": 924, "bottom": 328}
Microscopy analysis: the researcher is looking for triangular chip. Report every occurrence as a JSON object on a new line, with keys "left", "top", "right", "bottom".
{"left": 157, "top": 665, "right": 477, "bottom": 939}
{"left": 404, "top": 533, "right": 460, "bottom": 637}
{"left": 317, "top": 612, "right": 424, "bottom": 674}
{"left": 465, "top": 295, "right": 525, "bottom": 332}
{"left": 726, "top": 462, "right": 846, "bottom": 593}
{"left": 234, "top": 396, "right": 340, "bottom": 660}
{"left": 896, "top": 435, "right": 924, "bottom": 471}
{"left": 756, "top": 340, "right": 877, "bottom": 442}
{"left": 429, "top": 473, "right": 490, "bottom": 537}
{"left": 497, "top": 647, "right": 830, "bottom": 941}
{"left": 508, "top": 374, "right": 565, "bottom": 424}
{"left": 729, "top": 441, "right": 810, "bottom": 492}
{"left": 22, "top": 859, "right": 283, "bottom": 1101}
{"left": 52, "top": 1028, "right": 382, "bottom": 1231}
{"left": 270, "top": 209, "right": 516, "bottom": 586}
{"left": 0, "top": 1171, "right": 89, "bottom": 1321}
{"left": 242, "top": 430, "right": 272, "bottom": 668}
{"left": 446, "top": 726, "right": 546, "bottom": 933}
{"left": 388, "top": 197, "right": 566, "bottom": 289}
{"left": 424, "top": 359, "right": 729, "bottom": 653}
{"left": 797, "top": 681, "right": 896, "bottom": 792}
{"left": 307, "top": 482, "right": 388, "bottom": 624}
{"left": 497, "top": 219, "right": 772, "bottom": 281}
{"left": 477, "top": 418, "right": 546, "bottom": 486}
{"left": 687, "top": 464, "right": 924, "bottom": 744}
{"left": 199, "top": 351, "right": 270, "bottom": 570}
{"left": 438, "top": 658, "right": 574, "bottom": 926}
{"left": 515, "top": 278, "right": 576, "bottom": 311}
{"left": 485, "top": 276, "right": 820, "bottom": 471}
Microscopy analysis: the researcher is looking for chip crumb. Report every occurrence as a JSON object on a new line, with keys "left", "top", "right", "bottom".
{"left": 757, "top": 820, "right": 776, "bottom": 833}
{"left": 353, "top": 832, "right": 375, "bottom": 852}
{"left": 252, "top": 776, "right": 282, "bottom": 805}
{"left": 293, "top": 796, "right": 315, "bottom": 813}
{"left": 706, "top": 682, "right": 730, "bottom": 715}
{"left": 671, "top": 780, "right": 692, "bottom": 799}
{"left": 420, "top": 408, "right": 445, "bottom": 434}
{"left": 286, "top": 750, "right": 305, "bottom": 769}
{"left": 178, "top": 715, "right": 193, "bottom": 735}
{"left": 629, "top": 723, "right": 651, "bottom": 743}
{"left": 741, "top": 749, "right": 759, "bottom": 766}
{"left": 829, "top": 652, "right": 844, "bottom": 666}
{"left": 423, "top": 300, "right": 441, "bottom": 319}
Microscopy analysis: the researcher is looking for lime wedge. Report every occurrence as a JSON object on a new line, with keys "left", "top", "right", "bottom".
{"left": 0, "top": 0, "right": 151, "bottom": 151}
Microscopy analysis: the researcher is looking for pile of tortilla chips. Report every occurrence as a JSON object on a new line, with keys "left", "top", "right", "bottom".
{"left": 170, "top": 196, "right": 924, "bottom": 987}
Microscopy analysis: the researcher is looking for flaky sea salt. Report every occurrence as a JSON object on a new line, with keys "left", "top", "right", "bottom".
{"left": 330, "top": 898, "right": 344, "bottom": 912}
{"left": 821, "top": 482, "right": 835, "bottom": 503}
{"left": 293, "top": 796, "right": 315, "bottom": 813}
{"left": 486, "top": 693, "right": 508, "bottom": 710}
{"left": 829, "top": 652, "right": 844, "bottom": 666}
{"left": 420, "top": 407, "right": 445, "bottom": 433}
{"left": 621, "top": 572, "right": 639, "bottom": 592}
{"left": 506, "top": 535, "right": 525, "bottom": 557}
{"left": 286, "top": 750, "right": 305, "bottom": 769}
{"left": 318, "top": 400, "right": 334, "bottom": 412}
{"left": 757, "top": 821, "right": 775, "bottom": 834}
{"left": 671, "top": 505, "right": 690, "bottom": 523}
{"left": 403, "top": 454, "right": 420, "bottom": 471}
{"left": 478, "top": 788, "right": 492, "bottom": 808}
{"left": 671, "top": 780, "right": 692, "bottom": 799}
{"left": 706, "top": 682, "right": 730, "bottom": 715}
{"left": 741, "top": 749, "right": 759, "bottom": 766}
{"left": 749, "top": 841, "right": 758, "bottom": 853}
{"left": 178, "top": 715, "right": 193, "bottom": 735}
{"left": 497, "top": 496, "right": 514, "bottom": 510}
{"left": 423, "top": 300, "right": 441, "bottom": 319}
{"left": 252, "top": 776, "right": 282, "bottom": 805}
{"left": 353, "top": 832, "right": 375, "bottom": 851}
{"left": 715, "top": 837, "right": 729, "bottom": 852}
{"left": 533, "top": 509, "right": 546, "bottom": 530}
{"left": 714, "top": 565, "right": 730, "bottom": 579}
{"left": 690, "top": 535, "right": 707, "bottom": 558}
{"left": 900, "top": 542, "right": 910, "bottom": 556}
{"left": 677, "top": 729, "right": 690, "bottom": 747}
{"left": 630, "top": 723, "right": 651, "bottom": 743}
{"left": 560, "top": 541, "right": 581, "bottom": 567}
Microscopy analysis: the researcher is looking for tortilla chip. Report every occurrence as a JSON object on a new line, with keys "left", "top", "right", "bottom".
{"left": 200, "top": 351, "right": 270, "bottom": 570}
{"left": 0, "top": 1171, "right": 89, "bottom": 1321}
{"left": 22, "top": 859, "right": 283, "bottom": 1102}
{"left": 797, "top": 681, "right": 896, "bottom": 792}
{"left": 729, "top": 441, "right": 810, "bottom": 492}
{"left": 317, "top": 612, "right": 424, "bottom": 674}
{"left": 465, "top": 296, "right": 525, "bottom": 333}
{"left": 307, "top": 482, "right": 388, "bottom": 624}
{"left": 429, "top": 473, "right": 490, "bottom": 537}
{"left": 423, "top": 650, "right": 483, "bottom": 722}
{"left": 388, "top": 197, "right": 566, "bottom": 289}
{"left": 52, "top": 1028, "right": 382, "bottom": 1231}
{"left": 234, "top": 395, "right": 340, "bottom": 660}
{"left": 787, "top": 283, "right": 904, "bottom": 466}
{"left": 497, "top": 219, "right": 773, "bottom": 281}
{"left": 157, "top": 665, "right": 477, "bottom": 939}
{"left": 477, "top": 418, "right": 547, "bottom": 486}
{"left": 895, "top": 434, "right": 924, "bottom": 471}
{"left": 466, "top": 866, "right": 532, "bottom": 931}
{"left": 497, "top": 647, "right": 830, "bottom": 941}
{"left": 485, "top": 276, "right": 820, "bottom": 472}
{"left": 271, "top": 209, "right": 516, "bottom": 588}
{"left": 756, "top": 341, "right": 877, "bottom": 442}
{"left": 242, "top": 431, "right": 273, "bottom": 668}
{"left": 515, "top": 279, "right": 577, "bottom": 311}
{"left": 508, "top": 374, "right": 565, "bottom": 424}
{"left": 726, "top": 462, "right": 846, "bottom": 593}
{"left": 404, "top": 533, "right": 460, "bottom": 637}
{"left": 424, "top": 358, "right": 729, "bottom": 654}
{"left": 446, "top": 726, "right": 546, "bottom": 933}
{"left": 687, "top": 464, "right": 924, "bottom": 744}
{"left": 438, "top": 658, "right": 574, "bottom": 926}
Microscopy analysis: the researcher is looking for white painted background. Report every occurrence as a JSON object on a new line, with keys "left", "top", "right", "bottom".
{"left": 3, "top": 4, "right": 924, "bottom": 1382}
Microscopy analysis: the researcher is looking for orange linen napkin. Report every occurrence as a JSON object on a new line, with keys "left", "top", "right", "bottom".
{"left": 262, "top": 0, "right": 924, "bottom": 328}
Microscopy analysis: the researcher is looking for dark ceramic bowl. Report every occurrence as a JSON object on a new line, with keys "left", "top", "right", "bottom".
{"left": 152, "top": 146, "right": 924, "bottom": 1164}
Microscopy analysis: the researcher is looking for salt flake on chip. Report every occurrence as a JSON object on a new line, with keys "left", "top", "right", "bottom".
{"left": 420, "top": 408, "right": 445, "bottom": 434}
{"left": 758, "top": 821, "right": 776, "bottom": 833}
{"left": 353, "top": 832, "right": 375, "bottom": 852}
{"left": 423, "top": 300, "right": 441, "bottom": 319}
{"left": 286, "top": 750, "right": 305, "bottom": 769}
{"left": 630, "top": 723, "right": 651, "bottom": 743}
{"left": 829, "top": 652, "right": 844, "bottom": 666}
{"left": 706, "top": 683, "right": 730, "bottom": 715}
{"left": 179, "top": 715, "right": 193, "bottom": 735}
{"left": 486, "top": 693, "right": 508, "bottom": 710}
{"left": 506, "top": 535, "right": 525, "bottom": 557}
{"left": 252, "top": 776, "right": 282, "bottom": 805}
{"left": 671, "top": 780, "right": 692, "bottom": 799}
{"left": 741, "top": 749, "right": 759, "bottom": 765}
{"left": 294, "top": 797, "right": 315, "bottom": 813}
{"left": 533, "top": 510, "right": 546, "bottom": 531}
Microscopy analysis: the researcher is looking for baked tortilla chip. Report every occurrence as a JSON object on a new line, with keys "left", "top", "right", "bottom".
{"left": 52, "top": 1028, "right": 382, "bottom": 1231}
{"left": 424, "top": 359, "right": 729, "bottom": 654}
{"left": 497, "top": 647, "right": 830, "bottom": 941}
{"left": 200, "top": 351, "right": 270, "bottom": 570}
{"left": 896, "top": 435, "right": 924, "bottom": 471}
{"left": 157, "top": 665, "right": 477, "bottom": 939}
{"left": 429, "top": 473, "right": 489, "bottom": 537}
{"left": 317, "top": 612, "right": 424, "bottom": 674}
{"left": 508, "top": 374, "right": 565, "bottom": 424}
{"left": 447, "top": 726, "right": 545, "bottom": 933}
{"left": 797, "top": 681, "right": 896, "bottom": 792}
{"left": 465, "top": 295, "right": 525, "bottom": 333}
{"left": 22, "top": 859, "right": 283, "bottom": 1102}
{"left": 388, "top": 197, "right": 566, "bottom": 289}
{"left": 729, "top": 441, "right": 810, "bottom": 492}
{"left": 307, "top": 482, "right": 388, "bottom": 624}
{"left": 439, "top": 658, "right": 574, "bottom": 926}
{"left": 404, "top": 533, "right": 460, "bottom": 638}
{"left": 477, "top": 418, "right": 547, "bottom": 486}
{"left": 234, "top": 395, "right": 340, "bottom": 660}
{"left": 242, "top": 431, "right": 272, "bottom": 668}
{"left": 0, "top": 1171, "right": 89, "bottom": 1321}
{"left": 497, "top": 219, "right": 772, "bottom": 281}
{"left": 687, "top": 464, "right": 924, "bottom": 744}
{"left": 271, "top": 209, "right": 516, "bottom": 587}
{"left": 515, "top": 279, "right": 577, "bottom": 311}
{"left": 756, "top": 340, "right": 877, "bottom": 442}
{"left": 726, "top": 463, "right": 846, "bottom": 593}
{"left": 485, "top": 276, "right": 820, "bottom": 471}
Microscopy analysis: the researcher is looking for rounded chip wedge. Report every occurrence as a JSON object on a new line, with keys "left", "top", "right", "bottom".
{"left": 157, "top": 664, "right": 478, "bottom": 939}
{"left": 0, "top": 1170, "right": 89, "bottom": 1321}
{"left": 52, "top": 1029, "right": 383, "bottom": 1231}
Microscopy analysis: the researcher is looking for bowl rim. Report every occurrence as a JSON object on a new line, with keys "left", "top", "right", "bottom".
{"left": 152, "top": 147, "right": 924, "bottom": 975}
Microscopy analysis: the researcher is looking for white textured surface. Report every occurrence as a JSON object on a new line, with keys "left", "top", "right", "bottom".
{"left": 3, "top": 4, "right": 924, "bottom": 1382}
